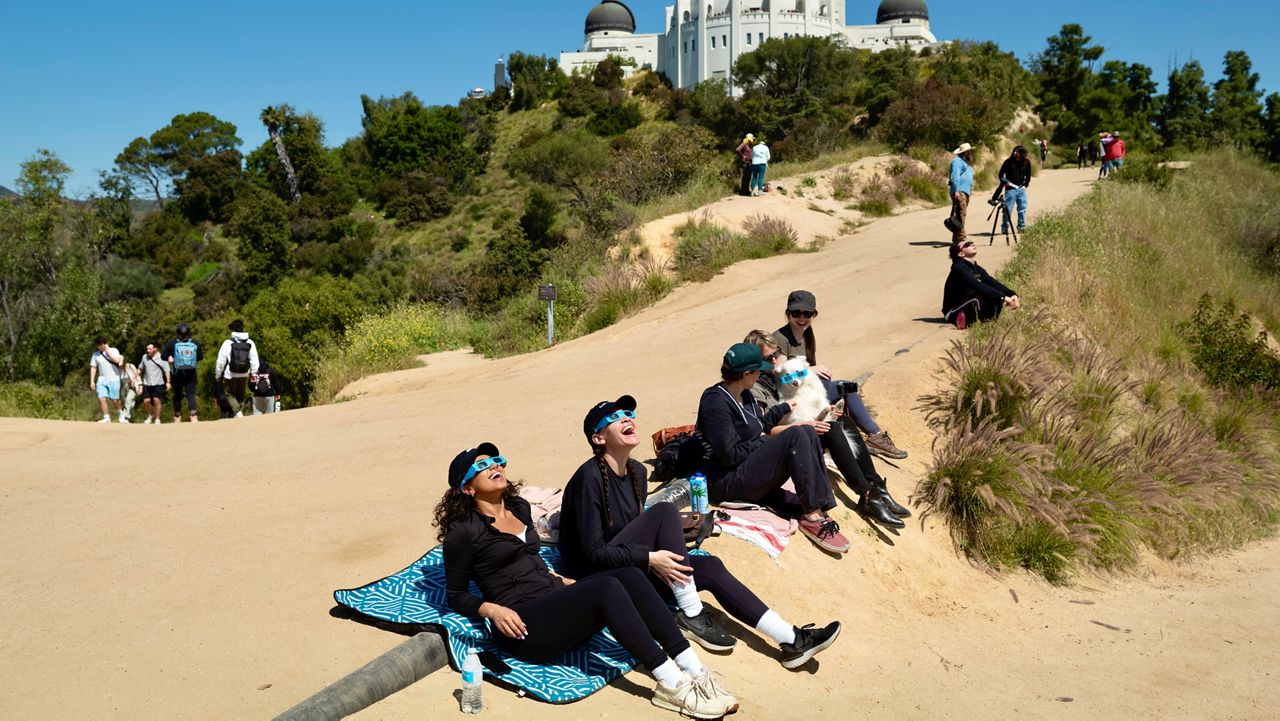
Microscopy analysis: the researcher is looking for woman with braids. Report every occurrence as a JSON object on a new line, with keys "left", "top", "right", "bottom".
{"left": 438, "top": 442, "right": 739, "bottom": 718}
{"left": 559, "top": 396, "right": 841, "bottom": 669}
{"left": 773, "top": 290, "right": 909, "bottom": 460}
{"left": 744, "top": 330, "right": 911, "bottom": 529}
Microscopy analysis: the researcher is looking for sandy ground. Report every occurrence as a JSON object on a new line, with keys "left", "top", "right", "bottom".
{"left": 3, "top": 166, "right": 1278, "bottom": 720}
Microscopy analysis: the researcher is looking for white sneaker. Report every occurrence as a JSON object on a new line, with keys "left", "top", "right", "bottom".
{"left": 651, "top": 672, "right": 737, "bottom": 719}
{"left": 97, "top": 416, "right": 111, "bottom": 424}
{"left": 234, "top": 411, "right": 243, "bottom": 418}
{"left": 143, "top": 417, "right": 152, "bottom": 425}
{"left": 118, "top": 416, "right": 130, "bottom": 424}
{"left": 694, "top": 670, "right": 738, "bottom": 712}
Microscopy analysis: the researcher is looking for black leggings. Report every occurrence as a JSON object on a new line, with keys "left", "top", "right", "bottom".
{"left": 606, "top": 502, "right": 769, "bottom": 626}
{"left": 709, "top": 425, "right": 834, "bottom": 514}
{"left": 171, "top": 370, "right": 197, "bottom": 416}
{"left": 495, "top": 567, "right": 688, "bottom": 671}
{"left": 823, "top": 415, "right": 884, "bottom": 497}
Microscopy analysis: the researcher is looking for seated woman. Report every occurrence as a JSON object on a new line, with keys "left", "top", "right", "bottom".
{"left": 743, "top": 330, "right": 911, "bottom": 529}
{"left": 696, "top": 343, "right": 850, "bottom": 554}
{"left": 772, "top": 291, "right": 908, "bottom": 460}
{"left": 559, "top": 395, "right": 841, "bottom": 669}
{"left": 439, "top": 443, "right": 738, "bottom": 718}
{"left": 942, "top": 240, "right": 1021, "bottom": 329}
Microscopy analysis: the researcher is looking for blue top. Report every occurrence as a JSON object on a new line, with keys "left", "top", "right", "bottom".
{"left": 949, "top": 155, "right": 973, "bottom": 196}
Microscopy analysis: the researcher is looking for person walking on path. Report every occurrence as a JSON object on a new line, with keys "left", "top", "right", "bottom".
{"left": 138, "top": 343, "right": 171, "bottom": 425}
{"left": 997, "top": 145, "right": 1033, "bottom": 234}
{"left": 121, "top": 361, "right": 142, "bottom": 422}
{"left": 1076, "top": 142, "right": 1087, "bottom": 169}
{"left": 735, "top": 134, "right": 756, "bottom": 197}
{"left": 251, "top": 359, "right": 282, "bottom": 415}
{"left": 1036, "top": 138, "right": 1048, "bottom": 166}
{"left": 948, "top": 143, "right": 975, "bottom": 244}
{"left": 439, "top": 443, "right": 741, "bottom": 718}
{"left": 942, "top": 240, "right": 1021, "bottom": 329}
{"left": 750, "top": 138, "right": 771, "bottom": 196}
{"left": 214, "top": 320, "right": 259, "bottom": 418}
{"left": 163, "top": 323, "right": 203, "bottom": 422}
{"left": 559, "top": 395, "right": 842, "bottom": 666}
{"left": 89, "top": 337, "right": 127, "bottom": 423}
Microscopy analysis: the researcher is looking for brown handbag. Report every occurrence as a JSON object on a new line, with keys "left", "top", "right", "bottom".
{"left": 652, "top": 424, "right": 697, "bottom": 454}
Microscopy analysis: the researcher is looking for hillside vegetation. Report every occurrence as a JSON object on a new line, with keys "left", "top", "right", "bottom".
{"left": 919, "top": 153, "right": 1280, "bottom": 582}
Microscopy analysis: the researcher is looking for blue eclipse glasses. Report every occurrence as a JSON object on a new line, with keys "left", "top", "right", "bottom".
{"left": 461, "top": 456, "right": 507, "bottom": 486}
{"left": 779, "top": 368, "right": 809, "bottom": 385}
{"left": 593, "top": 409, "right": 636, "bottom": 433}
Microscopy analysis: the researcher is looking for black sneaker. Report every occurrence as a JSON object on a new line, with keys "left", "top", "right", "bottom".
{"left": 779, "top": 621, "right": 841, "bottom": 669}
{"left": 677, "top": 609, "right": 737, "bottom": 652}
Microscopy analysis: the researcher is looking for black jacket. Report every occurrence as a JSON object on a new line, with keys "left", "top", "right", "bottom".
{"left": 443, "top": 496, "right": 563, "bottom": 618}
{"left": 999, "top": 156, "right": 1033, "bottom": 188}
{"left": 942, "top": 259, "right": 1016, "bottom": 314}
{"left": 696, "top": 383, "right": 791, "bottom": 481}
{"left": 558, "top": 458, "right": 651, "bottom": 575}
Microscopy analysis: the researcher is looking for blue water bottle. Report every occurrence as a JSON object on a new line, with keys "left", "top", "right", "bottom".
{"left": 689, "top": 472, "right": 709, "bottom": 514}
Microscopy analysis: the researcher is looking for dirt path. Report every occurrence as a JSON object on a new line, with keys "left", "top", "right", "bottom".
{"left": 3, "top": 166, "right": 1277, "bottom": 720}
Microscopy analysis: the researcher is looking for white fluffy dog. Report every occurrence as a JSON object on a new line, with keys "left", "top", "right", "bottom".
{"left": 774, "top": 357, "right": 858, "bottom": 465}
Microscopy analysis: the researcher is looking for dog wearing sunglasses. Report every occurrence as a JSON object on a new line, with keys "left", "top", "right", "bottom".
{"left": 775, "top": 357, "right": 858, "bottom": 464}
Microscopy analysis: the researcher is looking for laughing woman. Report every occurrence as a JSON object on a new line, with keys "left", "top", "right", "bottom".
{"left": 559, "top": 396, "right": 841, "bottom": 669}
{"left": 439, "top": 443, "right": 737, "bottom": 718}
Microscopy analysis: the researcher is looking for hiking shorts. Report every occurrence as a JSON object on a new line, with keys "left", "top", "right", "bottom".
{"left": 96, "top": 378, "right": 120, "bottom": 400}
{"left": 142, "top": 385, "right": 166, "bottom": 401}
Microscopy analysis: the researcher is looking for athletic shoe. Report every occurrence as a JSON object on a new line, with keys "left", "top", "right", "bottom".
{"left": 652, "top": 672, "right": 736, "bottom": 719}
{"left": 97, "top": 416, "right": 111, "bottom": 424}
{"left": 143, "top": 417, "right": 152, "bottom": 425}
{"left": 234, "top": 411, "right": 243, "bottom": 418}
{"left": 694, "top": 670, "right": 739, "bottom": 714}
{"left": 677, "top": 609, "right": 737, "bottom": 652}
{"left": 780, "top": 622, "right": 842, "bottom": 669}
{"left": 864, "top": 431, "right": 908, "bottom": 460}
{"left": 118, "top": 416, "right": 130, "bottom": 423}
{"left": 797, "top": 517, "right": 850, "bottom": 554}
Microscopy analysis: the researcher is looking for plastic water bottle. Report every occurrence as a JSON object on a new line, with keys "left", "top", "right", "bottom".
{"left": 689, "top": 472, "right": 709, "bottom": 514}
{"left": 460, "top": 647, "right": 483, "bottom": 713}
{"left": 645, "top": 477, "right": 691, "bottom": 510}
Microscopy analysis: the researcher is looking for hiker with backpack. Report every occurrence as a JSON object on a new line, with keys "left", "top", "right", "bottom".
{"left": 138, "top": 342, "right": 171, "bottom": 425}
{"left": 214, "top": 320, "right": 259, "bottom": 418}
{"left": 89, "top": 337, "right": 128, "bottom": 423}
{"left": 164, "top": 323, "right": 204, "bottom": 422}
{"left": 251, "top": 359, "right": 282, "bottom": 415}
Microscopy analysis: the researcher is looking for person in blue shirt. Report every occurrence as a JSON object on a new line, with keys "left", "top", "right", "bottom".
{"left": 948, "top": 143, "right": 975, "bottom": 244}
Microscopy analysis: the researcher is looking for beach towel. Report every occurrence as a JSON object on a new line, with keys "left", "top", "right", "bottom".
{"left": 715, "top": 508, "right": 799, "bottom": 562}
{"left": 333, "top": 544, "right": 633, "bottom": 703}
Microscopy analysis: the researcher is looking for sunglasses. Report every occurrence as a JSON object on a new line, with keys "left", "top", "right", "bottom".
{"left": 593, "top": 409, "right": 636, "bottom": 433}
{"left": 961, "top": 242, "right": 976, "bottom": 249}
{"left": 462, "top": 456, "right": 507, "bottom": 486}
{"left": 779, "top": 368, "right": 809, "bottom": 385}
{"left": 788, "top": 310, "right": 817, "bottom": 319}
{"left": 765, "top": 350, "right": 783, "bottom": 361}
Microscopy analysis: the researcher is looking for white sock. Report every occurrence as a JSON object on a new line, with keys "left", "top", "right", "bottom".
{"left": 674, "top": 647, "right": 705, "bottom": 677}
{"left": 755, "top": 610, "right": 796, "bottom": 646}
{"left": 652, "top": 659, "right": 685, "bottom": 690}
{"left": 672, "top": 580, "right": 704, "bottom": 618}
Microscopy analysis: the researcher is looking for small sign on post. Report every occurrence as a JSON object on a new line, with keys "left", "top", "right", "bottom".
{"left": 538, "top": 284, "right": 557, "bottom": 347}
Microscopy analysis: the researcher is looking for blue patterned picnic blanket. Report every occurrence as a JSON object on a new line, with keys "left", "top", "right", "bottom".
{"left": 333, "top": 544, "right": 635, "bottom": 704}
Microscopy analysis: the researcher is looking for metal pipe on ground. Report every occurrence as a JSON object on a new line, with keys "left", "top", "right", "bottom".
{"left": 273, "top": 632, "right": 449, "bottom": 721}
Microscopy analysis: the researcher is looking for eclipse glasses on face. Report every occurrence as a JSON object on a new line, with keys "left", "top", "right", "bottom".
{"left": 788, "top": 310, "right": 817, "bottom": 319}
{"left": 462, "top": 456, "right": 507, "bottom": 486}
{"left": 780, "top": 368, "right": 809, "bottom": 385}
{"left": 593, "top": 409, "right": 636, "bottom": 434}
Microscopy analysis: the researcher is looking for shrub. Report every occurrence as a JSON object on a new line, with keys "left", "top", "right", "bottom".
{"left": 878, "top": 78, "right": 1009, "bottom": 151}
{"left": 0, "top": 381, "right": 94, "bottom": 421}
{"left": 1182, "top": 295, "right": 1280, "bottom": 394}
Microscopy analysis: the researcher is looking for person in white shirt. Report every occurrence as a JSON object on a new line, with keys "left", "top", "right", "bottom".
{"left": 750, "top": 139, "right": 771, "bottom": 197}
{"left": 213, "top": 319, "right": 260, "bottom": 418}
{"left": 138, "top": 342, "right": 172, "bottom": 424}
{"left": 89, "top": 336, "right": 127, "bottom": 423}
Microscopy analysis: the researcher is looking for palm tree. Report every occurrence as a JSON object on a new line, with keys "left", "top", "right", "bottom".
{"left": 260, "top": 105, "right": 302, "bottom": 203}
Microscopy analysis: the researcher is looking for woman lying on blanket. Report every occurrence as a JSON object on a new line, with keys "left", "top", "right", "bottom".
{"left": 772, "top": 290, "right": 909, "bottom": 460}
{"left": 438, "top": 444, "right": 738, "bottom": 719}
{"left": 744, "top": 330, "right": 911, "bottom": 530}
{"left": 697, "top": 343, "right": 851, "bottom": 554}
{"left": 558, "top": 396, "right": 841, "bottom": 669}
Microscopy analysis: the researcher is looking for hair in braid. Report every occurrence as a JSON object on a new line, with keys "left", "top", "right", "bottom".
{"left": 803, "top": 325, "right": 817, "bottom": 367}
{"left": 591, "top": 440, "right": 645, "bottom": 531}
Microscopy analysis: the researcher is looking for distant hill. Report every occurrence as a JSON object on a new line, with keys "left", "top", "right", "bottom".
{"left": 0, "top": 185, "right": 16, "bottom": 198}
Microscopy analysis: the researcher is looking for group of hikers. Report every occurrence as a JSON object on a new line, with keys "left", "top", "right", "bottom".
{"left": 439, "top": 290, "right": 918, "bottom": 717}
{"left": 1076, "top": 131, "right": 1128, "bottom": 176}
{"left": 88, "top": 319, "right": 282, "bottom": 423}
{"left": 735, "top": 133, "right": 772, "bottom": 197}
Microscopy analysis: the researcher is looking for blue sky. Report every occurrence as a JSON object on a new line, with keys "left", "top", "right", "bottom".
{"left": 2, "top": 1, "right": 1277, "bottom": 195}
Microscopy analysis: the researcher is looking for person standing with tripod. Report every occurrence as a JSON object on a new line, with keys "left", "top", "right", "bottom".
{"left": 996, "top": 146, "right": 1032, "bottom": 235}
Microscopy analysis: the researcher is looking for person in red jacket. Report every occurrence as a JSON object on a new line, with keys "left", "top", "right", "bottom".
{"left": 735, "top": 134, "right": 755, "bottom": 196}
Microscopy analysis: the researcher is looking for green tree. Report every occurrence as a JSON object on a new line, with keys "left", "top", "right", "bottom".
{"left": 175, "top": 150, "right": 245, "bottom": 224}
{"left": 1210, "top": 50, "right": 1266, "bottom": 150}
{"left": 878, "top": 78, "right": 1009, "bottom": 150}
{"left": 1159, "top": 60, "right": 1213, "bottom": 150}
{"left": 1264, "top": 93, "right": 1280, "bottom": 162}
{"left": 733, "top": 36, "right": 860, "bottom": 109}
{"left": 930, "top": 41, "right": 1037, "bottom": 112}
{"left": 260, "top": 105, "right": 302, "bottom": 203}
{"left": 508, "top": 52, "right": 566, "bottom": 111}
{"left": 1031, "top": 24, "right": 1105, "bottom": 142}
{"left": 90, "top": 170, "right": 135, "bottom": 260}
{"left": 114, "top": 112, "right": 241, "bottom": 203}
{"left": 227, "top": 186, "right": 292, "bottom": 295}
{"left": 360, "top": 93, "right": 476, "bottom": 182}
{"left": 858, "top": 47, "right": 919, "bottom": 125}
{"left": 506, "top": 129, "right": 609, "bottom": 209}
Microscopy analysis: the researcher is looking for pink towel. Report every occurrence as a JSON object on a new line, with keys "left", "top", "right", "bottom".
{"left": 715, "top": 508, "right": 799, "bottom": 561}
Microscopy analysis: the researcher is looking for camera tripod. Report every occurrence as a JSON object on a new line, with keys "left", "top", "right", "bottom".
{"left": 985, "top": 187, "right": 1020, "bottom": 246}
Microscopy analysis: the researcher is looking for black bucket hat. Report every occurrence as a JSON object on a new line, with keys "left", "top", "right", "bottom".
{"left": 447, "top": 442, "right": 501, "bottom": 489}
{"left": 786, "top": 290, "right": 817, "bottom": 313}
{"left": 583, "top": 395, "right": 637, "bottom": 443}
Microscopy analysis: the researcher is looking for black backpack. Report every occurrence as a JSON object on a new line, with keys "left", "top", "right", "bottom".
{"left": 229, "top": 339, "right": 252, "bottom": 374}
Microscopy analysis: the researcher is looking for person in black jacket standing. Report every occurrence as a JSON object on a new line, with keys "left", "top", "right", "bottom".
{"left": 558, "top": 396, "right": 841, "bottom": 668}
{"left": 942, "top": 240, "right": 1022, "bottom": 329}
{"left": 438, "top": 444, "right": 739, "bottom": 718}
{"left": 696, "top": 343, "right": 849, "bottom": 554}
{"left": 996, "top": 145, "right": 1032, "bottom": 234}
